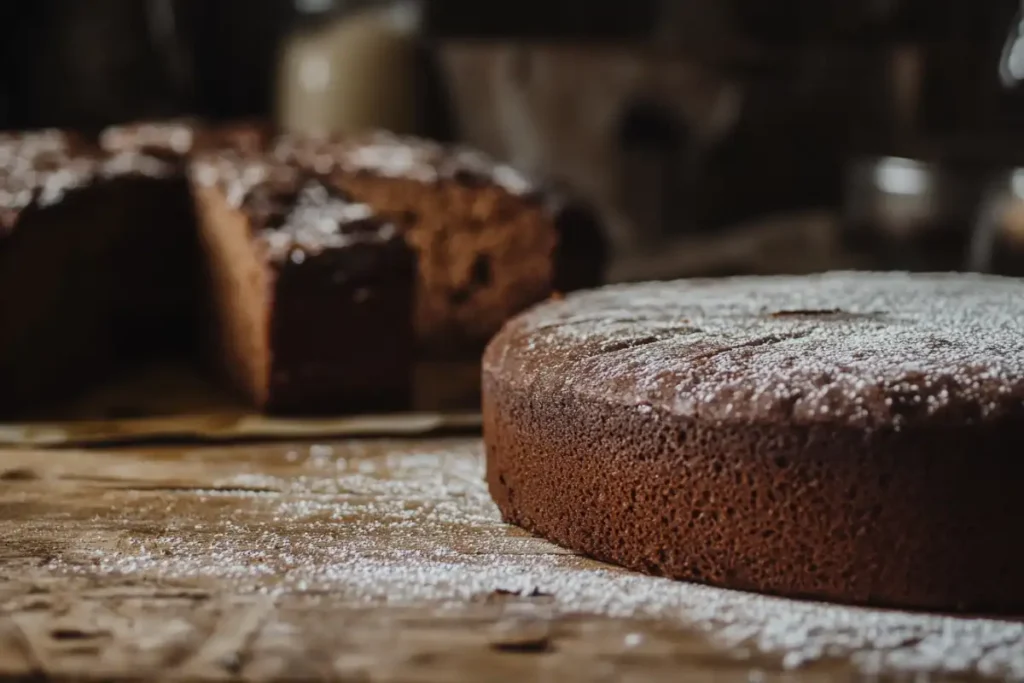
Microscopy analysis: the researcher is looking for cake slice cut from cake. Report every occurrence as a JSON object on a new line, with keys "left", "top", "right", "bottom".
{"left": 190, "top": 152, "right": 416, "bottom": 414}
{"left": 271, "top": 132, "right": 605, "bottom": 358}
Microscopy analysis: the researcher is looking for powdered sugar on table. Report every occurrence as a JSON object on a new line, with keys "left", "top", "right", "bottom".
{"left": 29, "top": 438, "right": 1022, "bottom": 680}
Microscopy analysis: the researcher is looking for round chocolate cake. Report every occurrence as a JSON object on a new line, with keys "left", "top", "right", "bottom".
{"left": 482, "top": 272, "right": 1024, "bottom": 612}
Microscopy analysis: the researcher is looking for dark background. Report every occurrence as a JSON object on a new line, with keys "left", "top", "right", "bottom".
{"left": 2, "top": 0, "right": 1024, "bottom": 276}
{"left": 1, "top": 0, "right": 1019, "bottom": 132}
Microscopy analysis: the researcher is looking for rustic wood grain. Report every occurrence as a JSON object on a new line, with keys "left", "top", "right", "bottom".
{"left": 0, "top": 438, "right": 1018, "bottom": 682}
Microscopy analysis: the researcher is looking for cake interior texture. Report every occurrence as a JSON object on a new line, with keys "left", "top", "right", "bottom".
{"left": 0, "top": 125, "right": 604, "bottom": 417}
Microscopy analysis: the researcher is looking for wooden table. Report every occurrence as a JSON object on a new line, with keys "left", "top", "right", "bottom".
{"left": 0, "top": 437, "right": 1020, "bottom": 682}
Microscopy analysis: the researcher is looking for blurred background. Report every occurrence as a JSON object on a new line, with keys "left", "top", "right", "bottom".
{"left": 4, "top": 0, "right": 1024, "bottom": 281}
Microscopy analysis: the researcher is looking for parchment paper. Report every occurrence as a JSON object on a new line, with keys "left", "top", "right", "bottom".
{"left": 0, "top": 360, "right": 482, "bottom": 448}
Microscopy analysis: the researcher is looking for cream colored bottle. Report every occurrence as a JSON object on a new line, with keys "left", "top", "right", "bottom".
{"left": 276, "top": 0, "right": 420, "bottom": 136}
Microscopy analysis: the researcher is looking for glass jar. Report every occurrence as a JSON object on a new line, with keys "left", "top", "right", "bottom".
{"left": 276, "top": 0, "right": 421, "bottom": 137}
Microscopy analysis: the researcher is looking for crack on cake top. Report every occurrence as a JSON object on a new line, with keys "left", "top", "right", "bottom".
{"left": 488, "top": 272, "right": 1024, "bottom": 429}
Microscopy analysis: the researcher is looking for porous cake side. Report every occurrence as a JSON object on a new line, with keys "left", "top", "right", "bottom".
{"left": 483, "top": 272, "right": 1024, "bottom": 613}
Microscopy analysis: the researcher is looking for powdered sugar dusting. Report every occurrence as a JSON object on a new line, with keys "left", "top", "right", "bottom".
{"left": 269, "top": 131, "right": 537, "bottom": 196}
{"left": 0, "top": 132, "right": 176, "bottom": 220}
{"left": 491, "top": 272, "right": 1024, "bottom": 429}
{"left": 190, "top": 154, "right": 399, "bottom": 261}
{"left": 47, "top": 439, "right": 1024, "bottom": 679}
{"left": 100, "top": 119, "right": 196, "bottom": 156}
{"left": 258, "top": 181, "right": 393, "bottom": 261}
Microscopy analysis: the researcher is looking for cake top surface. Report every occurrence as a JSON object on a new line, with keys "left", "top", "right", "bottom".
{"left": 269, "top": 131, "right": 536, "bottom": 196}
{"left": 485, "top": 272, "right": 1024, "bottom": 429}
{"left": 0, "top": 133, "right": 176, "bottom": 232}
{"left": 191, "top": 147, "right": 302, "bottom": 205}
{"left": 192, "top": 151, "right": 399, "bottom": 263}
{"left": 100, "top": 119, "right": 272, "bottom": 157}
{"left": 99, "top": 119, "right": 199, "bottom": 156}
{"left": 247, "top": 178, "right": 400, "bottom": 264}
{"left": 0, "top": 129, "right": 84, "bottom": 156}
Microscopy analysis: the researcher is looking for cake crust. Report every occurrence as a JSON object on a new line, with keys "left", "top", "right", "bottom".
{"left": 483, "top": 272, "right": 1024, "bottom": 612}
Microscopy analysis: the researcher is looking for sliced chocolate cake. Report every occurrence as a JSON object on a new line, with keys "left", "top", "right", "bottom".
{"left": 0, "top": 123, "right": 605, "bottom": 417}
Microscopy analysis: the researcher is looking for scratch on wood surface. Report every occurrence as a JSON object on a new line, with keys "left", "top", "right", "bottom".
{"left": 175, "top": 598, "right": 275, "bottom": 679}
{"left": 0, "top": 615, "right": 41, "bottom": 677}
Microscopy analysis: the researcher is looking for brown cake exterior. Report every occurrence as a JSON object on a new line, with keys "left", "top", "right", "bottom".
{"left": 272, "top": 132, "right": 605, "bottom": 357}
{"left": 190, "top": 152, "right": 415, "bottom": 414}
{"left": 483, "top": 272, "right": 1024, "bottom": 612}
